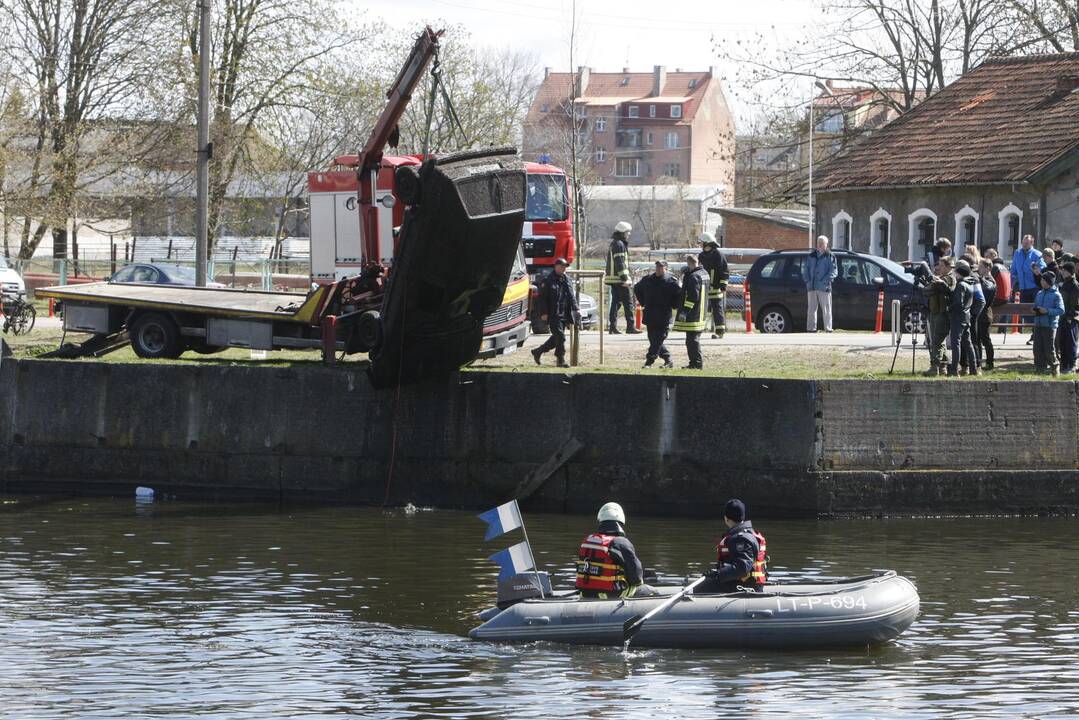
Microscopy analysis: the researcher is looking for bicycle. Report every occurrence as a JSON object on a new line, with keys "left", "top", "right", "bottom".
{"left": 2, "top": 293, "right": 36, "bottom": 335}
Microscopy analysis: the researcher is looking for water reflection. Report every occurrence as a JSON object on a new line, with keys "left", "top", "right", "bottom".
{"left": 0, "top": 496, "right": 1077, "bottom": 718}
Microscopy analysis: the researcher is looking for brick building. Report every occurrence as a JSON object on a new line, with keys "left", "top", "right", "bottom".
{"left": 716, "top": 207, "right": 810, "bottom": 250}
{"left": 522, "top": 66, "right": 735, "bottom": 188}
{"left": 813, "top": 53, "right": 1079, "bottom": 262}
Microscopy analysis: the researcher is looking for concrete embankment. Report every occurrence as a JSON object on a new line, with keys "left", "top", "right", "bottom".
{"left": 1, "top": 359, "right": 1077, "bottom": 517}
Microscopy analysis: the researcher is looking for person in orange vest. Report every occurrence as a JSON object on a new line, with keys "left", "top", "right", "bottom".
{"left": 575, "top": 502, "right": 656, "bottom": 599}
{"left": 696, "top": 499, "right": 767, "bottom": 594}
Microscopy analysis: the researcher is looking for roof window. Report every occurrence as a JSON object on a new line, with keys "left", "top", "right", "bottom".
{"left": 621, "top": 77, "right": 629, "bottom": 86}
{"left": 688, "top": 79, "right": 697, "bottom": 89}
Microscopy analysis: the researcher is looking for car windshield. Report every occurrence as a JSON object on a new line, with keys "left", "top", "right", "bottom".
{"left": 0, "top": 256, "right": 9, "bottom": 269}
{"left": 525, "top": 173, "right": 568, "bottom": 221}
{"left": 162, "top": 265, "right": 196, "bottom": 283}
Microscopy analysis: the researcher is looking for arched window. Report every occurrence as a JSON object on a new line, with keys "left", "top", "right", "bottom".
{"left": 954, "top": 205, "right": 979, "bottom": 252}
{"left": 832, "top": 210, "right": 852, "bottom": 251}
{"left": 870, "top": 208, "right": 891, "bottom": 258}
{"left": 997, "top": 203, "right": 1023, "bottom": 260}
{"left": 907, "top": 209, "right": 938, "bottom": 263}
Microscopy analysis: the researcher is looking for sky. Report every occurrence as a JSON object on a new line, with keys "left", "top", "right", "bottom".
{"left": 348, "top": 0, "right": 821, "bottom": 124}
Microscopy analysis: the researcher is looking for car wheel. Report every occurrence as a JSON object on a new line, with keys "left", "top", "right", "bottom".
{"left": 357, "top": 310, "right": 383, "bottom": 352}
{"left": 757, "top": 305, "right": 791, "bottom": 334}
{"left": 130, "top": 312, "right": 183, "bottom": 359}
{"left": 902, "top": 305, "right": 927, "bottom": 334}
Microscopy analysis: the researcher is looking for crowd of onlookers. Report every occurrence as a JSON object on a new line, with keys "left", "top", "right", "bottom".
{"left": 921, "top": 234, "right": 1078, "bottom": 376}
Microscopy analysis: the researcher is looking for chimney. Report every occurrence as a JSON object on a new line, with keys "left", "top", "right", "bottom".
{"left": 544, "top": 66, "right": 551, "bottom": 80}
{"left": 652, "top": 65, "right": 666, "bottom": 97}
{"left": 576, "top": 66, "right": 591, "bottom": 97}
{"left": 1056, "top": 75, "right": 1079, "bottom": 94}
{"left": 622, "top": 67, "right": 630, "bottom": 74}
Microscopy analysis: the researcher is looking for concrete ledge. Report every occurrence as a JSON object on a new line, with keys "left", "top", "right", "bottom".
{"left": 2, "top": 359, "right": 1078, "bottom": 516}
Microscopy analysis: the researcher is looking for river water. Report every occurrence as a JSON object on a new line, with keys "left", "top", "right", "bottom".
{"left": 1, "top": 496, "right": 1076, "bottom": 719}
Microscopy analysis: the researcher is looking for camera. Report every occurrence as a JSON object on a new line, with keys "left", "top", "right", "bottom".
{"left": 904, "top": 261, "right": 933, "bottom": 287}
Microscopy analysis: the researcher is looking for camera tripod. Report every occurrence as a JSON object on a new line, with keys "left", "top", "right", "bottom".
{"left": 889, "top": 278, "right": 926, "bottom": 375}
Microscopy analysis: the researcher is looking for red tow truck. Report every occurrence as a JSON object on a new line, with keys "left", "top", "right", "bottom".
{"left": 36, "top": 27, "right": 529, "bottom": 387}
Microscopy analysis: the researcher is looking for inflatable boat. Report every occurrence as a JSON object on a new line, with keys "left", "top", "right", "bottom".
{"left": 469, "top": 571, "right": 919, "bottom": 649}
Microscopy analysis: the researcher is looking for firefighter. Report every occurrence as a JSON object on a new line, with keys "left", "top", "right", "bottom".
{"left": 673, "top": 254, "right": 709, "bottom": 369}
{"left": 604, "top": 221, "right": 640, "bottom": 334}
{"left": 698, "top": 232, "right": 729, "bottom": 339}
{"left": 575, "top": 502, "right": 656, "bottom": 599}
{"left": 531, "top": 257, "right": 580, "bottom": 368}
{"left": 695, "top": 499, "right": 768, "bottom": 594}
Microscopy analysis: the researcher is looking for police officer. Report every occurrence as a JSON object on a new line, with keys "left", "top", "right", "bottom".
{"left": 695, "top": 499, "right": 768, "bottom": 594}
{"left": 698, "top": 232, "right": 729, "bottom": 339}
{"left": 604, "top": 221, "right": 640, "bottom": 334}
{"left": 673, "top": 254, "right": 709, "bottom": 369}
{"left": 575, "top": 502, "right": 656, "bottom": 599}
{"left": 633, "top": 260, "right": 680, "bottom": 368}
{"left": 531, "top": 257, "right": 580, "bottom": 368}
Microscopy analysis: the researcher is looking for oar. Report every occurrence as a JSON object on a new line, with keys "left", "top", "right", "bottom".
{"left": 622, "top": 574, "right": 708, "bottom": 644}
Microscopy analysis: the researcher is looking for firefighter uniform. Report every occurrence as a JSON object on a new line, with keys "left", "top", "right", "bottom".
{"left": 673, "top": 263, "right": 709, "bottom": 369}
{"left": 695, "top": 521, "right": 768, "bottom": 594}
{"left": 698, "top": 234, "right": 729, "bottom": 338}
{"left": 604, "top": 224, "right": 637, "bottom": 334}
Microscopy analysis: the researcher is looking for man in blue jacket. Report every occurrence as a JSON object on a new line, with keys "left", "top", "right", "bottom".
{"left": 802, "top": 235, "right": 838, "bottom": 332}
{"left": 1011, "top": 234, "right": 1045, "bottom": 321}
{"left": 1033, "top": 270, "right": 1064, "bottom": 375}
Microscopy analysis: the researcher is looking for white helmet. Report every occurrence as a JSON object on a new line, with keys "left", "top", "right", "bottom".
{"left": 597, "top": 502, "right": 626, "bottom": 524}
{"left": 614, "top": 221, "right": 632, "bottom": 234}
{"left": 699, "top": 231, "right": 718, "bottom": 247}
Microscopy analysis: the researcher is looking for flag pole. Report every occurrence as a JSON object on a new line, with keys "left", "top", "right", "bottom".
{"left": 514, "top": 499, "right": 545, "bottom": 598}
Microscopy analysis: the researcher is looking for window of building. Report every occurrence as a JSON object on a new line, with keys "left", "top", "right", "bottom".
{"left": 997, "top": 203, "right": 1023, "bottom": 259}
{"left": 649, "top": 104, "right": 656, "bottom": 118}
{"left": 907, "top": 209, "right": 937, "bottom": 262}
{"left": 616, "top": 158, "right": 640, "bottom": 177}
{"left": 628, "top": 105, "right": 639, "bottom": 118}
{"left": 688, "top": 79, "right": 698, "bottom": 89}
{"left": 663, "top": 162, "right": 681, "bottom": 178}
{"left": 670, "top": 104, "right": 682, "bottom": 118}
{"left": 595, "top": 116, "right": 607, "bottom": 132}
{"left": 541, "top": 104, "right": 549, "bottom": 113}
{"left": 595, "top": 147, "right": 606, "bottom": 163}
{"left": 621, "top": 77, "right": 629, "bottom": 86}
{"left": 955, "top": 206, "right": 978, "bottom": 250}
{"left": 816, "top": 111, "right": 844, "bottom": 133}
{"left": 665, "top": 131, "right": 679, "bottom": 148}
{"left": 870, "top": 208, "right": 891, "bottom": 258}
{"left": 616, "top": 129, "right": 641, "bottom": 147}
{"left": 832, "top": 210, "right": 852, "bottom": 251}
{"left": 646, "top": 132, "right": 654, "bottom": 145}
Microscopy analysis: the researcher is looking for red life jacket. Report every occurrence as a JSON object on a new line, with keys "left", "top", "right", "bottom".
{"left": 716, "top": 528, "right": 768, "bottom": 588}
{"left": 575, "top": 533, "right": 627, "bottom": 593}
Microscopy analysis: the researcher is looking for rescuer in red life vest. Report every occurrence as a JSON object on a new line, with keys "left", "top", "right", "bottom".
{"left": 696, "top": 499, "right": 768, "bottom": 594}
{"left": 575, "top": 502, "right": 657, "bottom": 599}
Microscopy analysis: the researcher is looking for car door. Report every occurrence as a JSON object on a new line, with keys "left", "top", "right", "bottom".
{"left": 832, "top": 257, "right": 879, "bottom": 329}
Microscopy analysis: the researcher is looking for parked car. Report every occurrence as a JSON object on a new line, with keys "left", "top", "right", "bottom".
{"left": 0, "top": 256, "right": 27, "bottom": 313}
{"left": 746, "top": 250, "right": 927, "bottom": 333}
{"left": 109, "top": 263, "right": 226, "bottom": 288}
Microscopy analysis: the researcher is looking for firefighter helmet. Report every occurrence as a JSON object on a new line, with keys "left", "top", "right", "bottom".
{"left": 614, "top": 221, "right": 632, "bottom": 234}
{"left": 597, "top": 502, "right": 626, "bottom": 524}
{"left": 699, "top": 232, "right": 719, "bottom": 248}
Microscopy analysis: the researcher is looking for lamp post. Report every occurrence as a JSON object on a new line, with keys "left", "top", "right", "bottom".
{"left": 808, "top": 79, "right": 834, "bottom": 248}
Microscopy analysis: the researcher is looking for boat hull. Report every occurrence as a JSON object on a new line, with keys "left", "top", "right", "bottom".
{"left": 469, "top": 572, "right": 919, "bottom": 649}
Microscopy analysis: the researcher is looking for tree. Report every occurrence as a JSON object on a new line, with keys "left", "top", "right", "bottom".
{"left": 165, "top": 0, "right": 369, "bottom": 252}
{"left": 0, "top": 0, "right": 170, "bottom": 260}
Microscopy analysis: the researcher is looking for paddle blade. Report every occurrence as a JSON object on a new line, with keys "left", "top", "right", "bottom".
{"left": 622, "top": 614, "right": 644, "bottom": 642}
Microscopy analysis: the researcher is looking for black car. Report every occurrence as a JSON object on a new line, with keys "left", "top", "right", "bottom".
{"left": 110, "top": 263, "right": 226, "bottom": 288}
{"left": 746, "top": 250, "right": 927, "bottom": 333}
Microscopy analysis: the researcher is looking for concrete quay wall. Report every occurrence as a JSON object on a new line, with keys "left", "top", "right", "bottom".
{"left": 0, "top": 359, "right": 1076, "bottom": 517}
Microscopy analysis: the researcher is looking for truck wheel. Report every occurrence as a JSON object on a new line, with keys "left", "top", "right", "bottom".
{"left": 130, "top": 312, "right": 183, "bottom": 359}
{"left": 358, "top": 310, "right": 383, "bottom": 352}
{"left": 394, "top": 166, "right": 422, "bottom": 205}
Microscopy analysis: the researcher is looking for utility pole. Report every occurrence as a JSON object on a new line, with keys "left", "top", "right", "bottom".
{"left": 195, "top": 0, "right": 212, "bottom": 287}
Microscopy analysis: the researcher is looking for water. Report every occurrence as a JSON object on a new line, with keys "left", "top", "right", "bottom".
{"left": 1, "top": 496, "right": 1077, "bottom": 718}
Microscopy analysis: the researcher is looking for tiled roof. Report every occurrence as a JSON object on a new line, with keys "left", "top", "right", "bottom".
{"left": 814, "top": 53, "right": 1079, "bottom": 190}
{"left": 524, "top": 70, "right": 711, "bottom": 124}
{"left": 716, "top": 207, "right": 811, "bottom": 231}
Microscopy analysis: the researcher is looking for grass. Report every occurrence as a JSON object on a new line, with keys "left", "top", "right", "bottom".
{"left": 3, "top": 323, "right": 1067, "bottom": 382}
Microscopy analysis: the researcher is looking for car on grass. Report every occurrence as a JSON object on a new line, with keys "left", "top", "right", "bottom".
{"left": 746, "top": 249, "right": 927, "bottom": 334}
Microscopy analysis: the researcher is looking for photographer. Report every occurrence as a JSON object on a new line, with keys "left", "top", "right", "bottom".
{"left": 923, "top": 256, "right": 957, "bottom": 377}
{"left": 975, "top": 259, "right": 998, "bottom": 371}
{"left": 949, "top": 260, "right": 979, "bottom": 377}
